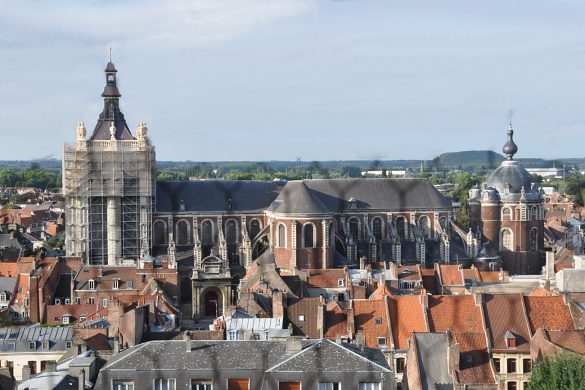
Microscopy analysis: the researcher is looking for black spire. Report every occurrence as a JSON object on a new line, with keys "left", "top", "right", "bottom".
{"left": 89, "top": 60, "right": 134, "bottom": 141}
{"left": 502, "top": 122, "right": 518, "bottom": 160}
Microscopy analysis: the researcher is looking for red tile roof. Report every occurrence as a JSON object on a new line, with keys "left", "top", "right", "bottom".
{"left": 353, "top": 299, "right": 390, "bottom": 348}
{"left": 428, "top": 295, "right": 484, "bottom": 335}
{"left": 286, "top": 297, "right": 321, "bottom": 339}
{"left": 545, "top": 330, "right": 585, "bottom": 355}
{"left": 14, "top": 273, "right": 30, "bottom": 306}
{"left": 369, "top": 284, "right": 392, "bottom": 300}
{"left": 388, "top": 295, "right": 427, "bottom": 350}
{"left": 454, "top": 333, "right": 495, "bottom": 385}
{"left": 438, "top": 265, "right": 464, "bottom": 286}
{"left": 482, "top": 294, "right": 531, "bottom": 351}
{"left": 421, "top": 268, "right": 439, "bottom": 295}
{"left": 524, "top": 296, "right": 575, "bottom": 333}
{"left": 307, "top": 269, "right": 346, "bottom": 288}
{"left": 324, "top": 302, "right": 351, "bottom": 340}
{"left": 46, "top": 304, "right": 97, "bottom": 324}
{"left": 477, "top": 271, "right": 501, "bottom": 283}
{"left": 0, "top": 262, "right": 18, "bottom": 277}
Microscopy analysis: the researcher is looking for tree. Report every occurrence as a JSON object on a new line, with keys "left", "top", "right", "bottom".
{"left": 0, "top": 169, "right": 19, "bottom": 187}
{"left": 529, "top": 353, "right": 585, "bottom": 390}
{"left": 44, "top": 232, "right": 65, "bottom": 250}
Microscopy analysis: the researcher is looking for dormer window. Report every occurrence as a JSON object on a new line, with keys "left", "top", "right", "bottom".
{"left": 337, "top": 278, "right": 344, "bottom": 287}
{"left": 113, "top": 279, "right": 119, "bottom": 290}
{"left": 505, "top": 331, "right": 517, "bottom": 348}
{"left": 226, "top": 198, "right": 234, "bottom": 211}
{"left": 88, "top": 279, "right": 96, "bottom": 290}
{"left": 348, "top": 197, "right": 357, "bottom": 209}
{"left": 63, "top": 315, "right": 70, "bottom": 324}
{"left": 0, "top": 292, "right": 6, "bottom": 302}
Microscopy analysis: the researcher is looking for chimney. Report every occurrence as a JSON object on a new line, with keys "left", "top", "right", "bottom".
{"left": 420, "top": 292, "right": 429, "bottom": 310}
{"left": 113, "top": 335, "right": 120, "bottom": 354}
{"left": 359, "top": 256, "right": 366, "bottom": 270}
{"left": 272, "top": 290, "right": 286, "bottom": 318}
{"left": 184, "top": 331, "right": 192, "bottom": 353}
{"left": 45, "top": 360, "right": 57, "bottom": 372}
{"left": 317, "top": 300, "right": 325, "bottom": 339}
{"left": 473, "top": 292, "right": 483, "bottom": 306}
{"left": 356, "top": 330, "right": 366, "bottom": 350}
{"left": 22, "top": 365, "right": 31, "bottom": 381}
{"left": 286, "top": 336, "right": 303, "bottom": 354}
{"left": 79, "top": 368, "right": 86, "bottom": 390}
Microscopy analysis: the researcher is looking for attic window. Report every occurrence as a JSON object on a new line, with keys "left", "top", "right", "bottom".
{"left": 348, "top": 197, "right": 357, "bottom": 209}
{"left": 62, "top": 315, "right": 70, "bottom": 325}
{"left": 338, "top": 278, "right": 344, "bottom": 287}
{"left": 113, "top": 279, "right": 119, "bottom": 290}
{"left": 377, "top": 337, "right": 386, "bottom": 347}
{"left": 298, "top": 315, "right": 305, "bottom": 322}
{"left": 226, "top": 198, "right": 234, "bottom": 211}
{"left": 375, "top": 317, "right": 382, "bottom": 325}
{"left": 88, "top": 279, "right": 96, "bottom": 290}
{"left": 29, "top": 342, "right": 36, "bottom": 350}
{"left": 505, "top": 331, "right": 517, "bottom": 348}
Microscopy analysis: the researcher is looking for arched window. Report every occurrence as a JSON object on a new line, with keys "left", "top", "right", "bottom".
{"left": 531, "top": 207, "right": 538, "bottom": 221}
{"left": 176, "top": 220, "right": 190, "bottom": 245}
{"left": 439, "top": 216, "right": 448, "bottom": 230}
{"left": 395, "top": 216, "right": 407, "bottom": 240}
{"left": 530, "top": 228, "right": 538, "bottom": 251}
{"left": 372, "top": 217, "right": 383, "bottom": 241}
{"left": 501, "top": 229, "right": 513, "bottom": 252}
{"left": 225, "top": 219, "right": 238, "bottom": 244}
{"left": 277, "top": 224, "right": 286, "bottom": 247}
{"left": 249, "top": 219, "right": 261, "bottom": 240}
{"left": 201, "top": 220, "right": 213, "bottom": 245}
{"left": 153, "top": 221, "right": 167, "bottom": 245}
{"left": 348, "top": 218, "right": 360, "bottom": 241}
{"left": 418, "top": 216, "right": 431, "bottom": 239}
{"left": 502, "top": 207, "right": 512, "bottom": 221}
{"left": 303, "top": 223, "right": 315, "bottom": 248}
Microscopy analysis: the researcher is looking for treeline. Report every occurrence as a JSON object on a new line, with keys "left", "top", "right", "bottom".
{"left": 156, "top": 162, "right": 365, "bottom": 182}
{"left": 0, "top": 164, "right": 61, "bottom": 190}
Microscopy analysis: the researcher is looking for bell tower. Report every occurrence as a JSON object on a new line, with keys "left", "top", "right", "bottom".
{"left": 63, "top": 59, "right": 156, "bottom": 265}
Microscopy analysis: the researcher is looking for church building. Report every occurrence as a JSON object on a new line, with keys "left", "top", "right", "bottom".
{"left": 63, "top": 61, "right": 546, "bottom": 320}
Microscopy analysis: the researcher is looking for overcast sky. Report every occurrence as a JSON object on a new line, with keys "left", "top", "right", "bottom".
{"left": 1, "top": 0, "right": 584, "bottom": 162}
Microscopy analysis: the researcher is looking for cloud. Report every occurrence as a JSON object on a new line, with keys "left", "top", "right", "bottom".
{"left": 0, "top": 0, "right": 316, "bottom": 48}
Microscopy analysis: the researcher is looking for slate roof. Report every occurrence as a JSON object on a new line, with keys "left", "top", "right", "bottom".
{"left": 269, "top": 178, "right": 451, "bottom": 215}
{"left": 482, "top": 294, "right": 531, "bottom": 351}
{"left": 100, "top": 339, "right": 390, "bottom": 373}
{"left": 0, "top": 325, "right": 72, "bottom": 353}
{"left": 524, "top": 296, "right": 575, "bottom": 333}
{"left": 0, "top": 277, "right": 16, "bottom": 295}
{"left": 413, "top": 333, "right": 453, "bottom": 390}
{"left": 156, "top": 180, "right": 283, "bottom": 213}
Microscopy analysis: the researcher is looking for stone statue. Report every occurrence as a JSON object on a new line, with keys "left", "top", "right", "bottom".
{"left": 109, "top": 122, "right": 116, "bottom": 140}
{"left": 136, "top": 122, "right": 148, "bottom": 141}
{"left": 76, "top": 122, "right": 86, "bottom": 141}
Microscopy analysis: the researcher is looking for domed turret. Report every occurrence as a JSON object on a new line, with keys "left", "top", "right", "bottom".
{"left": 502, "top": 122, "right": 518, "bottom": 160}
{"left": 485, "top": 123, "right": 533, "bottom": 195}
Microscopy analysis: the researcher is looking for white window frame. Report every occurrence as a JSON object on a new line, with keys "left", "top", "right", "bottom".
{"left": 154, "top": 378, "right": 176, "bottom": 390}
{"left": 318, "top": 383, "right": 340, "bottom": 390}
{"left": 112, "top": 380, "right": 135, "bottom": 390}
{"left": 62, "top": 315, "right": 70, "bottom": 325}
{"left": 191, "top": 380, "right": 212, "bottom": 390}
{"left": 113, "top": 279, "right": 119, "bottom": 290}
{"left": 88, "top": 279, "right": 96, "bottom": 290}
{"left": 358, "top": 383, "right": 381, "bottom": 390}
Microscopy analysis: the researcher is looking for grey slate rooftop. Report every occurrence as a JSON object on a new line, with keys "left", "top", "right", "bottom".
{"left": 156, "top": 180, "right": 284, "bottom": 213}
{"left": 102, "top": 339, "right": 390, "bottom": 372}
{"left": 414, "top": 333, "right": 453, "bottom": 390}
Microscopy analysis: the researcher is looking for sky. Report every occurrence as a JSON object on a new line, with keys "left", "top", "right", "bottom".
{"left": 0, "top": 0, "right": 584, "bottom": 162}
